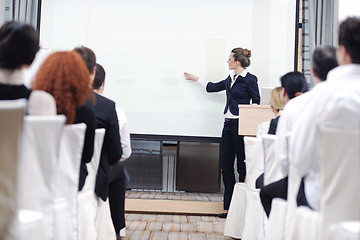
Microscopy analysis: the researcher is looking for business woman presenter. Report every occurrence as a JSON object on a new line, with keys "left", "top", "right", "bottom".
{"left": 184, "top": 48, "right": 260, "bottom": 218}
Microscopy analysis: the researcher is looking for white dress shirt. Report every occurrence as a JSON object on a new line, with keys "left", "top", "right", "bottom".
{"left": 274, "top": 91, "right": 312, "bottom": 178}
{"left": 116, "top": 107, "right": 132, "bottom": 160}
{"left": 256, "top": 120, "right": 270, "bottom": 137}
{"left": 290, "top": 64, "right": 360, "bottom": 210}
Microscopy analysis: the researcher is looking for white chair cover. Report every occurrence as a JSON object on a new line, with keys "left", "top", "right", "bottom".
{"left": 265, "top": 198, "right": 287, "bottom": 240}
{"left": 242, "top": 189, "right": 264, "bottom": 240}
{"left": 224, "top": 137, "right": 264, "bottom": 239}
{"left": 78, "top": 129, "right": 105, "bottom": 240}
{"left": 96, "top": 199, "right": 116, "bottom": 240}
{"left": 14, "top": 115, "right": 66, "bottom": 240}
{"left": 283, "top": 132, "right": 302, "bottom": 240}
{"left": 224, "top": 183, "right": 247, "bottom": 239}
{"left": 327, "top": 221, "right": 360, "bottom": 240}
{"left": 288, "top": 206, "right": 320, "bottom": 240}
{"left": 288, "top": 128, "right": 360, "bottom": 240}
{"left": 17, "top": 115, "right": 66, "bottom": 210}
{"left": 0, "top": 100, "right": 26, "bottom": 238}
{"left": 283, "top": 166, "right": 302, "bottom": 240}
{"left": 54, "top": 123, "right": 86, "bottom": 240}
{"left": 320, "top": 127, "right": 360, "bottom": 240}
{"left": 233, "top": 137, "right": 265, "bottom": 240}
{"left": 262, "top": 134, "right": 289, "bottom": 240}
{"left": 244, "top": 136, "right": 264, "bottom": 190}
{"left": 262, "top": 134, "right": 283, "bottom": 185}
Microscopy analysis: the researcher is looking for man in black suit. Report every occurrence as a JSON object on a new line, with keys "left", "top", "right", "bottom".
{"left": 74, "top": 46, "right": 126, "bottom": 239}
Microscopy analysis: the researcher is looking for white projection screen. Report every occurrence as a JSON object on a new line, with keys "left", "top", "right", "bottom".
{"left": 40, "top": 0, "right": 296, "bottom": 138}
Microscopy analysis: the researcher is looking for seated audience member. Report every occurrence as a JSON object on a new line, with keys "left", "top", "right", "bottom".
{"left": 0, "top": 21, "right": 55, "bottom": 115}
{"left": 256, "top": 73, "right": 308, "bottom": 190}
{"left": 259, "top": 71, "right": 308, "bottom": 217}
{"left": 74, "top": 47, "right": 125, "bottom": 239}
{"left": 295, "top": 45, "right": 339, "bottom": 208}
{"left": 256, "top": 86, "right": 284, "bottom": 137}
{"left": 267, "top": 86, "right": 284, "bottom": 134}
{"left": 260, "top": 44, "right": 338, "bottom": 217}
{"left": 291, "top": 17, "right": 360, "bottom": 211}
{"left": 93, "top": 63, "right": 132, "bottom": 161}
{"left": 32, "top": 51, "right": 96, "bottom": 191}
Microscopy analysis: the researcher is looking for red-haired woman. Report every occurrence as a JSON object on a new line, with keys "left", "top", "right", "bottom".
{"left": 32, "top": 51, "right": 96, "bottom": 191}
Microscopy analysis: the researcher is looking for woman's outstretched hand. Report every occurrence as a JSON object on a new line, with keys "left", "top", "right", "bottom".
{"left": 184, "top": 72, "right": 200, "bottom": 82}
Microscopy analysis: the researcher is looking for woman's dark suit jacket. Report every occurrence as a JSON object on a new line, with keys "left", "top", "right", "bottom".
{"left": 206, "top": 72, "right": 260, "bottom": 115}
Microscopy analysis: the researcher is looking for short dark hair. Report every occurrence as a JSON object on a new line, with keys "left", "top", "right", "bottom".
{"left": 73, "top": 46, "right": 96, "bottom": 74}
{"left": 0, "top": 21, "right": 39, "bottom": 70}
{"left": 312, "top": 45, "right": 338, "bottom": 81}
{"left": 338, "top": 17, "right": 360, "bottom": 64}
{"left": 280, "top": 71, "right": 308, "bottom": 99}
{"left": 93, "top": 63, "right": 105, "bottom": 90}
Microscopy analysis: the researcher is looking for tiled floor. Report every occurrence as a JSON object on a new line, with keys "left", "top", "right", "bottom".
{"left": 125, "top": 213, "right": 229, "bottom": 240}
{"left": 124, "top": 191, "right": 230, "bottom": 240}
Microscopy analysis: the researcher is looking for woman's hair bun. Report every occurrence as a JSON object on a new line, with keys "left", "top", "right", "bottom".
{"left": 243, "top": 49, "right": 251, "bottom": 59}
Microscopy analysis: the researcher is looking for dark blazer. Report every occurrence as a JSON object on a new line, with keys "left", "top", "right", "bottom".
{"left": 206, "top": 73, "right": 260, "bottom": 115}
{"left": 268, "top": 115, "right": 280, "bottom": 135}
{"left": 0, "top": 83, "right": 31, "bottom": 100}
{"left": 85, "top": 93, "right": 122, "bottom": 201}
{"left": 73, "top": 105, "right": 96, "bottom": 191}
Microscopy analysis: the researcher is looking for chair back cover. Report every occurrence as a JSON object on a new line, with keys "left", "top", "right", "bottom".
{"left": 320, "top": 127, "right": 360, "bottom": 239}
{"left": 242, "top": 189, "right": 264, "bottom": 240}
{"left": 0, "top": 100, "right": 26, "bottom": 237}
{"left": 96, "top": 199, "right": 116, "bottom": 240}
{"left": 17, "top": 115, "right": 66, "bottom": 210}
{"left": 15, "top": 115, "right": 66, "bottom": 240}
{"left": 243, "top": 137, "right": 265, "bottom": 240}
{"left": 244, "top": 137, "right": 264, "bottom": 190}
{"left": 78, "top": 128, "right": 105, "bottom": 240}
{"left": 262, "top": 134, "right": 283, "bottom": 185}
{"left": 327, "top": 221, "right": 360, "bottom": 240}
{"left": 288, "top": 206, "right": 320, "bottom": 240}
{"left": 54, "top": 123, "right": 86, "bottom": 240}
{"left": 224, "top": 183, "right": 247, "bottom": 238}
{"left": 284, "top": 132, "right": 303, "bottom": 240}
{"left": 265, "top": 198, "right": 287, "bottom": 240}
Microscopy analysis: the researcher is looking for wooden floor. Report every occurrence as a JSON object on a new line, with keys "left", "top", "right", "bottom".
{"left": 123, "top": 191, "right": 234, "bottom": 240}
{"left": 125, "top": 213, "right": 229, "bottom": 240}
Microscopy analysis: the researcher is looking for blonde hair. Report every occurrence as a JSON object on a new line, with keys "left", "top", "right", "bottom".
{"left": 269, "top": 87, "right": 284, "bottom": 114}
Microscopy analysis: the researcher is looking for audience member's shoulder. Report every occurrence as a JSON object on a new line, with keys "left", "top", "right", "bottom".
{"left": 28, "top": 90, "right": 56, "bottom": 115}
{"left": 280, "top": 93, "right": 311, "bottom": 120}
{"left": 95, "top": 92, "right": 116, "bottom": 106}
{"left": 76, "top": 103, "right": 95, "bottom": 117}
{"left": 73, "top": 104, "right": 95, "bottom": 125}
{"left": 286, "top": 91, "right": 312, "bottom": 109}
